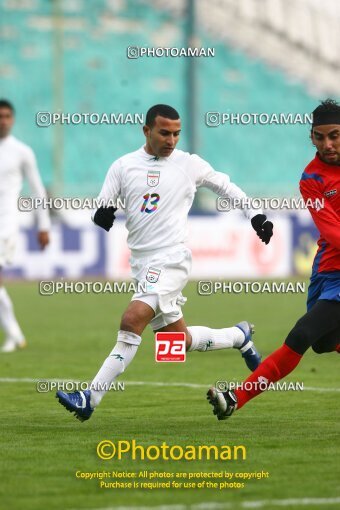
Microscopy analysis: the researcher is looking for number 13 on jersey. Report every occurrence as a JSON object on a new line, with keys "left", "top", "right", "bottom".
{"left": 141, "top": 193, "right": 160, "bottom": 213}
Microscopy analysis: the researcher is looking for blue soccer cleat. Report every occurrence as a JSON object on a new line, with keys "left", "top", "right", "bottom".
{"left": 56, "top": 390, "right": 94, "bottom": 422}
{"left": 235, "top": 321, "right": 262, "bottom": 371}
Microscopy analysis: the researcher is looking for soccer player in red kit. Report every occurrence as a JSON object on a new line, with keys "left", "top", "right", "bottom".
{"left": 207, "top": 99, "right": 340, "bottom": 420}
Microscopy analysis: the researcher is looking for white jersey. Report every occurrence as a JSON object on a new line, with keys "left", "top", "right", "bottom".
{"left": 0, "top": 135, "right": 50, "bottom": 238}
{"left": 96, "top": 146, "right": 260, "bottom": 255}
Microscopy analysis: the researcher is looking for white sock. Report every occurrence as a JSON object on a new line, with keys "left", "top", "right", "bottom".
{"left": 0, "top": 286, "right": 25, "bottom": 342}
{"left": 90, "top": 330, "right": 141, "bottom": 407}
{"left": 188, "top": 325, "right": 244, "bottom": 352}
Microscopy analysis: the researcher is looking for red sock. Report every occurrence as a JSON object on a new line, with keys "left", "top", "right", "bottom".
{"left": 235, "top": 343, "right": 302, "bottom": 410}
{"left": 336, "top": 344, "right": 340, "bottom": 353}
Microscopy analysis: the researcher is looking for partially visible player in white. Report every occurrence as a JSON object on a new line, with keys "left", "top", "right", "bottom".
{"left": 0, "top": 99, "right": 50, "bottom": 352}
{"left": 56, "top": 104, "right": 273, "bottom": 421}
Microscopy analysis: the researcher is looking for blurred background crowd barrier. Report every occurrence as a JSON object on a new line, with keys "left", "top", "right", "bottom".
{"left": 1, "top": 0, "right": 337, "bottom": 279}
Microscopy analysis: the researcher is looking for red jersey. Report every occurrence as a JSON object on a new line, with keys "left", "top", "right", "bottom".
{"left": 299, "top": 153, "right": 340, "bottom": 273}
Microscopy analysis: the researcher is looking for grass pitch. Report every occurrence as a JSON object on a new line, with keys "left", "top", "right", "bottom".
{"left": 0, "top": 281, "right": 339, "bottom": 510}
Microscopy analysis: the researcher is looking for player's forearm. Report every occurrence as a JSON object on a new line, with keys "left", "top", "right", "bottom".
{"left": 31, "top": 190, "right": 51, "bottom": 231}
{"left": 223, "top": 181, "right": 263, "bottom": 220}
{"left": 91, "top": 168, "right": 121, "bottom": 232}
{"left": 24, "top": 160, "right": 51, "bottom": 231}
{"left": 203, "top": 170, "right": 263, "bottom": 219}
{"left": 28, "top": 185, "right": 51, "bottom": 231}
{"left": 215, "top": 177, "right": 273, "bottom": 242}
{"left": 36, "top": 208, "right": 51, "bottom": 231}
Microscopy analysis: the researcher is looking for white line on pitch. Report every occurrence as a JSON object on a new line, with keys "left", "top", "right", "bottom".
{"left": 72, "top": 496, "right": 340, "bottom": 510}
{"left": 0, "top": 378, "right": 339, "bottom": 393}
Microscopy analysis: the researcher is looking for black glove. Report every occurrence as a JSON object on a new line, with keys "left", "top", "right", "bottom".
{"left": 93, "top": 206, "right": 117, "bottom": 232}
{"left": 251, "top": 214, "right": 273, "bottom": 245}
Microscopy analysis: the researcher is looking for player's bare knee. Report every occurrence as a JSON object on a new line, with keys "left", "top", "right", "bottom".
{"left": 120, "top": 311, "right": 140, "bottom": 333}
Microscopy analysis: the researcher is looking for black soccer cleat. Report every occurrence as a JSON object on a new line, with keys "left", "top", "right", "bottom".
{"left": 206, "top": 387, "right": 238, "bottom": 421}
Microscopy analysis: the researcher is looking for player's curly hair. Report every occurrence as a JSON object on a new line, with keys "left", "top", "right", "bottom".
{"left": 311, "top": 98, "right": 340, "bottom": 132}
{"left": 313, "top": 98, "right": 340, "bottom": 114}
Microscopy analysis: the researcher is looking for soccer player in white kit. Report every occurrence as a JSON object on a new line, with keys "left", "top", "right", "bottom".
{"left": 0, "top": 100, "right": 50, "bottom": 352}
{"left": 56, "top": 104, "right": 273, "bottom": 421}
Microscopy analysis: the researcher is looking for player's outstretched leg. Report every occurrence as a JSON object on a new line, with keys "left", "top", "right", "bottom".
{"left": 56, "top": 330, "right": 142, "bottom": 422}
{"left": 206, "top": 300, "right": 340, "bottom": 420}
{"left": 207, "top": 342, "right": 302, "bottom": 420}
{"left": 187, "top": 321, "right": 261, "bottom": 371}
{"left": 56, "top": 300, "right": 154, "bottom": 422}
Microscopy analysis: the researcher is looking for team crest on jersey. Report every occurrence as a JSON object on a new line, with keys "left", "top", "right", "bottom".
{"left": 147, "top": 170, "right": 160, "bottom": 187}
{"left": 146, "top": 267, "right": 161, "bottom": 283}
{"left": 324, "top": 189, "right": 337, "bottom": 198}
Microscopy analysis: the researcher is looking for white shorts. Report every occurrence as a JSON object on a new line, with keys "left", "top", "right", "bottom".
{"left": 0, "top": 236, "right": 17, "bottom": 267}
{"left": 130, "top": 244, "right": 192, "bottom": 331}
